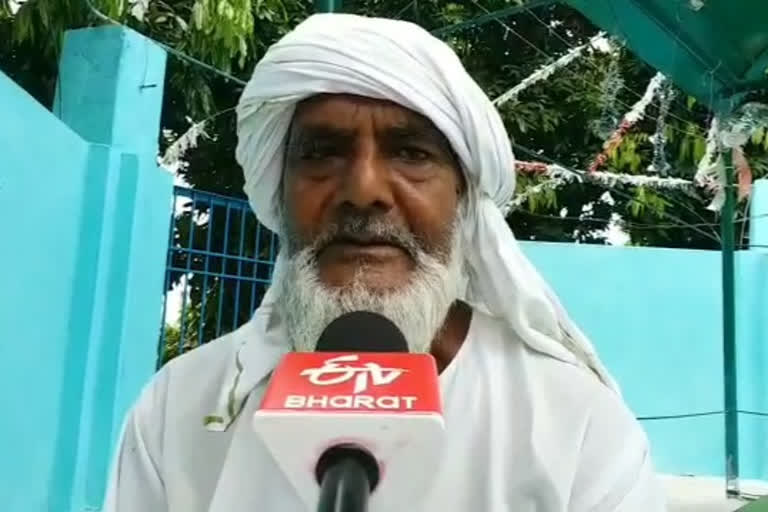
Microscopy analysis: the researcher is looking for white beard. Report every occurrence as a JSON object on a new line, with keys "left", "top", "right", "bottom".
{"left": 272, "top": 220, "right": 464, "bottom": 354}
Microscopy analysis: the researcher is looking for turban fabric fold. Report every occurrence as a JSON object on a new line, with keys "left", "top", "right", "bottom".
{"left": 209, "top": 13, "right": 618, "bottom": 431}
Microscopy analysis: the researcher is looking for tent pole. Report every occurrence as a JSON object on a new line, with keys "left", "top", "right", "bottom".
{"left": 721, "top": 147, "right": 740, "bottom": 498}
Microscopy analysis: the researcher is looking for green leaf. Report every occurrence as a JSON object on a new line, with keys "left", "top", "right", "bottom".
{"left": 686, "top": 95, "right": 697, "bottom": 110}
{"left": 517, "top": 117, "right": 527, "bottom": 134}
{"left": 678, "top": 136, "right": 690, "bottom": 163}
{"left": 38, "top": 3, "right": 49, "bottom": 29}
{"left": 692, "top": 136, "right": 707, "bottom": 163}
{"left": 238, "top": 36, "right": 247, "bottom": 68}
{"left": 176, "top": 15, "right": 189, "bottom": 31}
{"left": 752, "top": 127, "right": 765, "bottom": 146}
{"left": 544, "top": 188, "right": 558, "bottom": 209}
{"left": 665, "top": 124, "right": 677, "bottom": 143}
{"left": 528, "top": 192, "right": 539, "bottom": 212}
{"left": 192, "top": 1, "right": 204, "bottom": 29}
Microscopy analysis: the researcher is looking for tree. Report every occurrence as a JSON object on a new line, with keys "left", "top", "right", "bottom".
{"left": 3, "top": 0, "right": 301, "bottom": 356}
{"left": 160, "top": 323, "right": 181, "bottom": 365}
{"left": 4, "top": 0, "right": 767, "bottom": 355}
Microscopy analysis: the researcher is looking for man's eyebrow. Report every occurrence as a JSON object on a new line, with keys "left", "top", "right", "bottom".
{"left": 288, "top": 123, "right": 356, "bottom": 143}
{"left": 383, "top": 120, "right": 455, "bottom": 153}
{"left": 286, "top": 118, "right": 455, "bottom": 156}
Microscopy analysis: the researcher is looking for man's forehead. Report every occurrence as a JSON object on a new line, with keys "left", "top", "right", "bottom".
{"left": 292, "top": 93, "right": 440, "bottom": 133}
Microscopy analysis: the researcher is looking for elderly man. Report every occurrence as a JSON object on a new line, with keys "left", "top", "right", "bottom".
{"left": 104, "top": 13, "right": 666, "bottom": 512}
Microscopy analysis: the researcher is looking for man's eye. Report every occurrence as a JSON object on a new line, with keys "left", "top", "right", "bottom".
{"left": 396, "top": 146, "right": 430, "bottom": 162}
{"left": 299, "top": 142, "right": 339, "bottom": 160}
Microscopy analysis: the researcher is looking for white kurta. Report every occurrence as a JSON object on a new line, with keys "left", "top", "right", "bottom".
{"left": 103, "top": 309, "right": 667, "bottom": 511}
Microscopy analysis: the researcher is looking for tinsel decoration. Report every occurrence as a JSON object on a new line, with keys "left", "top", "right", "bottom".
{"left": 589, "top": 72, "right": 667, "bottom": 172}
{"left": 506, "top": 161, "right": 696, "bottom": 213}
{"left": 720, "top": 103, "right": 766, "bottom": 202}
{"left": 647, "top": 81, "right": 676, "bottom": 175}
{"left": 695, "top": 104, "right": 768, "bottom": 211}
{"left": 694, "top": 117, "right": 720, "bottom": 186}
{"left": 503, "top": 176, "right": 567, "bottom": 216}
{"left": 590, "top": 49, "right": 624, "bottom": 139}
{"left": 694, "top": 118, "right": 726, "bottom": 211}
{"left": 493, "top": 32, "right": 606, "bottom": 107}
{"left": 160, "top": 107, "right": 236, "bottom": 172}
{"left": 702, "top": 155, "right": 727, "bottom": 212}
{"left": 128, "top": 0, "right": 150, "bottom": 21}
{"left": 719, "top": 103, "right": 768, "bottom": 148}
{"left": 515, "top": 161, "right": 695, "bottom": 190}
{"left": 733, "top": 147, "right": 753, "bottom": 201}
{"left": 160, "top": 117, "right": 210, "bottom": 172}
{"left": 516, "top": 161, "right": 550, "bottom": 174}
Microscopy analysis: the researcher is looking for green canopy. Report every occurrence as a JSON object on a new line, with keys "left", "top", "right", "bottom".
{"left": 564, "top": 0, "right": 768, "bottom": 112}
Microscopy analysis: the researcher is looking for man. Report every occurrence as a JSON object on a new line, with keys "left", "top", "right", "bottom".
{"left": 104, "top": 13, "right": 666, "bottom": 512}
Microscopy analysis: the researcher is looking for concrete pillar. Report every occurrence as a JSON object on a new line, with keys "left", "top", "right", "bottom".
{"left": 54, "top": 26, "right": 167, "bottom": 156}
{"left": 58, "top": 27, "right": 171, "bottom": 512}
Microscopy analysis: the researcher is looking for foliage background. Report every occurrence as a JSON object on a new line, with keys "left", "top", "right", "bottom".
{"left": 3, "top": 0, "right": 768, "bottom": 360}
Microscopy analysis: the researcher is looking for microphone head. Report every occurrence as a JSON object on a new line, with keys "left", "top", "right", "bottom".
{"left": 316, "top": 311, "right": 408, "bottom": 353}
{"left": 255, "top": 314, "right": 444, "bottom": 512}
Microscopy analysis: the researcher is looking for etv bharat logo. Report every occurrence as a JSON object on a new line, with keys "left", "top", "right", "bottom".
{"left": 300, "top": 355, "right": 405, "bottom": 394}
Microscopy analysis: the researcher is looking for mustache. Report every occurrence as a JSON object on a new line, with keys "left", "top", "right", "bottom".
{"left": 310, "top": 213, "right": 423, "bottom": 258}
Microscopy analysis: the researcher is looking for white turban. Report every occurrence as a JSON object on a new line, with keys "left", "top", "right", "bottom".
{"left": 209, "top": 13, "right": 618, "bottom": 431}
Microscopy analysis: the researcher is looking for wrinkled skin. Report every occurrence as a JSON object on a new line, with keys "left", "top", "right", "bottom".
{"left": 280, "top": 94, "right": 471, "bottom": 369}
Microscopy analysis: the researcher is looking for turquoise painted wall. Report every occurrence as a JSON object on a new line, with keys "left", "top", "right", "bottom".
{"left": 0, "top": 27, "right": 172, "bottom": 512}
{"left": 520, "top": 241, "right": 768, "bottom": 480}
{"left": 0, "top": 70, "right": 91, "bottom": 512}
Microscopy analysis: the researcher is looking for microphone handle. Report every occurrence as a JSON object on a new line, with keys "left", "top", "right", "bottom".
{"left": 317, "top": 457, "right": 371, "bottom": 512}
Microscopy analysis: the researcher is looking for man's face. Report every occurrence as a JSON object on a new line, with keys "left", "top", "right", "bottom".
{"left": 273, "top": 94, "right": 466, "bottom": 353}
{"left": 281, "top": 94, "right": 464, "bottom": 290}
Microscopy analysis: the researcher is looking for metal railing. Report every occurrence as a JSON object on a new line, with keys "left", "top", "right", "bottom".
{"left": 158, "top": 186, "right": 278, "bottom": 366}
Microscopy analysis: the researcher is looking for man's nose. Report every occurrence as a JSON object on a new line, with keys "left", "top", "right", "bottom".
{"left": 336, "top": 144, "right": 394, "bottom": 213}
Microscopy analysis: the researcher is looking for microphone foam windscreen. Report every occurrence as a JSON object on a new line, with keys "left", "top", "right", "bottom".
{"left": 316, "top": 311, "right": 408, "bottom": 353}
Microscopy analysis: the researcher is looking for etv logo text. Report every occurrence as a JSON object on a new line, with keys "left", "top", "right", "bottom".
{"left": 300, "top": 355, "right": 406, "bottom": 394}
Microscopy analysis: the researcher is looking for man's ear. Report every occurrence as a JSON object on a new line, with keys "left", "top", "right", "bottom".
{"left": 455, "top": 166, "right": 467, "bottom": 198}
{"left": 280, "top": 120, "right": 296, "bottom": 201}
{"left": 449, "top": 148, "right": 466, "bottom": 198}
{"left": 283, "top": 123, "right": 295, "bottom": 170}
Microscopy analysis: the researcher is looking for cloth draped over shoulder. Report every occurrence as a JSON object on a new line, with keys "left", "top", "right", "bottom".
{"left": 205, "top": 13, "right": 619, "bottom": 431}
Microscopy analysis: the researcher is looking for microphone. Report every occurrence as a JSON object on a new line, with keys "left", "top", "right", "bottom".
{"left": 313, "top": 312, "right": 407, "bottom": 512}
{"left": 253, "top": 311, "right": 445, "bottom": 512}
{"left": 316, "top": 310, "right": 409, "bottom": 353}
